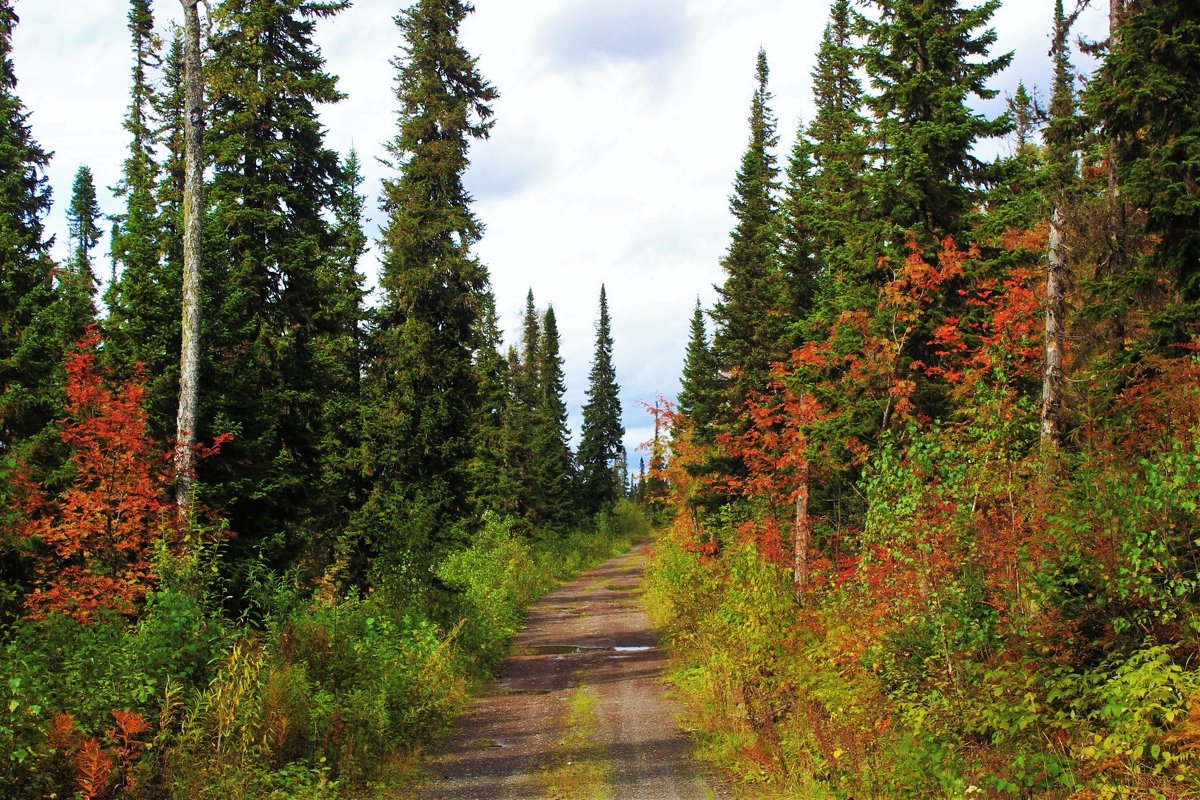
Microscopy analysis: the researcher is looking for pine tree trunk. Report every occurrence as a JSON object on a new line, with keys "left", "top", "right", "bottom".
{"left": 1042, "top": 204, "right": 1067, "bottom": 461}
{"left": 793, "top": 468, "right": 810, "bottom": 602}
{"left": 175, "top": 0, "right": 204, "bottom": 512}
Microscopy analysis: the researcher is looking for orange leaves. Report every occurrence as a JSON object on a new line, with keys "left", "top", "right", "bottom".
{"left": 75, "top": 739, "right": 114, "bottom": 800}
{"left": 724, "top": 381, "right": 822, "bottom": 508}
{"left": 881, "top": 235, "right": 973, "bottom": 323}
{"left": 110, "top": 709, "right": 149, "bottom": 751}
{"left": 1110, "top": 338, "right": 1200, "bottom": 453}
{"left": 49, "top": 709, "right": 150, "bottom": 800}
{"left": 12, "top": 328, "right": 179, "bottom": 622}
{"left": 1001, "top": 219, "right": 1050, "bottom": 254}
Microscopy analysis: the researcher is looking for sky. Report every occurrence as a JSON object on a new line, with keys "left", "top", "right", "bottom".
{"left": 11, "top": 0, "right": 1109, "bottom": 468}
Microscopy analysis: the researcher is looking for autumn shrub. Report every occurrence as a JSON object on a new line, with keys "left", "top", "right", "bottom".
{"left": 649, "top": 412, "right": 1200, "bottom": 798}
{"left": 11, "top": 331, "right": 183, "bottom": 622}
{"left": 0, "top": 600, "right": 227, "bottom": 799}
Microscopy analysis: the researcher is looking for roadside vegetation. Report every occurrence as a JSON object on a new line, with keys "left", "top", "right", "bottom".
{"left": 644, "top": 1, "right": 1200, "bottom": 797}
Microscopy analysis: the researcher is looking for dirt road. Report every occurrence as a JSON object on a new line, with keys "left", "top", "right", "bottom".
{"left": 417, "top": 542, "right": 724, "bottom": 800}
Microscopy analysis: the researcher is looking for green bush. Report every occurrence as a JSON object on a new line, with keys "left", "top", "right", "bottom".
{"left": 436, "top": 514, "right": 548, "bottom": 668}
{"left": 0, "top": 500, "right": 654, "bottom": 798}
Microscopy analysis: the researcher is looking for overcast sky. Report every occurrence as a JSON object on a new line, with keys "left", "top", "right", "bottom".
{"left": 11, "top": 0, "right": 1108, "bottom": 466}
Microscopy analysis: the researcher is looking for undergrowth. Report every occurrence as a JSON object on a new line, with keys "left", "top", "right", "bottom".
{"left": 644, "top": 429, "right": 1200, "bottom": 799}
{"left": 0, "top": 500, "right": 648, "bottom": 799}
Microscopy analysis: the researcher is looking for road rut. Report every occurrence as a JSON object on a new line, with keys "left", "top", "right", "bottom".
{"left": 417, "top": 542, "right": 724, "bottom": 800}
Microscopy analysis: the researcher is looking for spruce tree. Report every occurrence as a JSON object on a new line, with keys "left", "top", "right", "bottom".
{"left": 803, "top": 0, "right": 873, "bottom": 281}
{"left": 676, "top": 299, "right": 719, "bottom": 440}
{"left": 860, "top": 0, "right": 1012, "bottom": 242}
{"left": 518, "top": 288, "right": 541, "bottom": 407}
{"left": 777, "top": 125, "right": 818, "bottom": 323}
{"left": 468, "top": 291, "right": 520, "bottom": 519}
{"left": 530, "top": 306, "right": 576, "bottom": 529}
{"left": 359, "top": 0, "right": 497, "bottom": 569}
{"left": 710, "top": 49, "right": 786, "bottom": 411}
{"left": 311, "top": 148, "right": 368, "bottom": 537}
{"left": 66, "top": 166, "right": 101, "bottom": 281}
{"left": 158, "top": 31, "right": 186, "bottom": 275}
{"left": 104, "top": 0, "right": 180, "bottom": 440}
{"left": 56, "top": 165, "right": 101, "bottom": 346}
{"left": 577, "top": 285, "right": 625, "bottom": 515}
{"left": 857, "top": 0, "right": 1011, "bottom": 423}
{"left": 1090, "top": 0, "right": 1200, "bottom": 336}
{"left": 199, "top": 0, "right": 350, "bottom": 562}
{"left": 0, "top": 0, "right": 59, "bottom": 464}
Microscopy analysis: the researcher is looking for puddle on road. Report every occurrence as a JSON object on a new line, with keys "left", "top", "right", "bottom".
{"left": 511, "top": 644, "right": 653, "bottom": 656}
{"left": 488, "top": 686, "right": 552, "bottom": 696}
{"left": 467, "top": 738, "right": 503, "bottom": 749}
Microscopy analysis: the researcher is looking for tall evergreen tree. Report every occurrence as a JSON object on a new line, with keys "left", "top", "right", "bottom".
{"left": 66, "top": 166, "right": 101, "bottom": 281}
{"left": 311, "top": 147, "right": 368, "bottom": 537}
{"left": 0, "top": 0, "right": 59, "bottom": 464}
{"left": 577, "top": 285, "right": 625, "bottom": 515}
{"left": 676, "top": 299, "right": 719, "bottom": 440}
{"left": 359, "top": 0, "right": 497, "bottom": 569}
{"left": 711, "top": 50, "right": 786, "bottom": 410}
{"left": 60, "top": 165, "right": 100, "bottom": 336}
{"left": 0, "top": 1, "right": 64, "bottom": 608}
{"left": 468, "top": 291, "right": 520, "bottom": 519}
{"left": 530, "top": 305, "right": 576, "bottom": 528}
{"left": 860, "top": 0, "right": 1013, "bottom": 242}
{"left": 803, "top": 0, "right": 873, "bottom": 281}
{"left": 518, "top": 288, "right": 541, "bottom": 407}
{"left": 158, "top": 31, "right": 186, "bottom": 276}
{"left": 1090, "top": 0, "right": 1200, "bottom": 338}
{"left": 198, "top": 0, "right": 350, "bottom": 562}
{"left": 777, "top": 125, "right": 818, "bottom": 323}
{"left": 856, "top": 0, "right": 1012, "bottom": 423}
{"left": 104, "top": 0, "right": 180, "bottom": 440}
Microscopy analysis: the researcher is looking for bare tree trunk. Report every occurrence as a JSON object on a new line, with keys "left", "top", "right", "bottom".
{"left": 175, "top": 0, "right": 204, "bottom": 513}
{"left": 1042, "top": 205, "right": 1067, "bottom": 460}
{"left": 1041, "top": 0, "right": 1081, "bottom": 470}
{"left": 793, "top": 467, "right": 810, "bottom": 602}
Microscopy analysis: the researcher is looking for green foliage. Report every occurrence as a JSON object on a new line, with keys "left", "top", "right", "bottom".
{"left": 528, "top": 306, "right": 577, "bottom": 529}
{"left": 578, "top": 285, "right": 626, "bottom": 515}
{"left": 1091, "top": 0, "right": 1200, "bottom": 316}
{"left": 711, "top": 49, "right": 787, "bottom": 409}
{"left": 859, "top": 0, "right": 1013, "bottom": 241}
{"left": 677, "top": 299, "right": 720, "bottom": 440}
{"left": 0, "top": 0, "right": 67, "bottom": 486}
{"left": 200, "top": 0, "right": 355, "bottom": 576}
{"left": 1044, "top": 431, "right": 1200, "bottom": 638}
{"left": 103, "top": 0, "right": 181, "bottom": 441}
{"left": 436, "top": 514, "right": 548, "bottom": 668}
{"left": 361, "top": 0, "right": 498, "bottom": 571}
